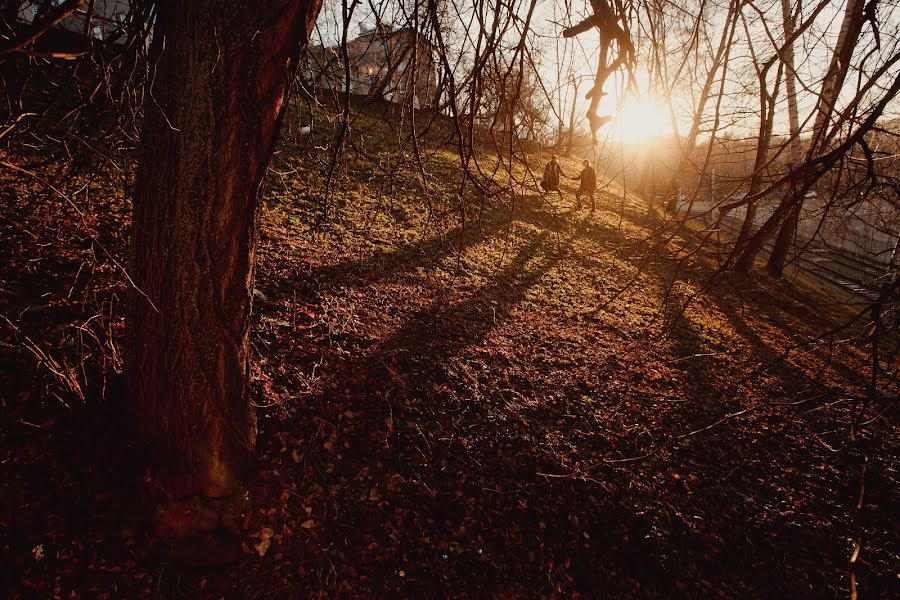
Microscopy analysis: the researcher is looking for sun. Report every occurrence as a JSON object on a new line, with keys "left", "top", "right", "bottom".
{"left": 609, "top": 98, "right": 672, "bottom": 144}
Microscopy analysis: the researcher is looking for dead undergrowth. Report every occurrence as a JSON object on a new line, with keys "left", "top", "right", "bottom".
{"left": 1, "top": 103, "right": 897, "bottom": 598}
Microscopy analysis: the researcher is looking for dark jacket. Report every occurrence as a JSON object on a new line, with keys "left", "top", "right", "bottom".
{"left": 577, "top": 166, "right": 597, "bottom": 192}
{"left": 543, "top": 161, "right": 564, "bottom": 189}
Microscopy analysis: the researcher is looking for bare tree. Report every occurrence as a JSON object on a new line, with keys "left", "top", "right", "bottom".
{"left": 780, "top": 0, "right": 801, "bottom": 166}
{"left": 564, "top": 76, "right": 581, "bottom": 155}
{"left": 563, "top": 0, "right": 636, "bottom": 141}
{"left": 735, "top": 0, "right": 869, "bottom": 275}
{"left": 3, "top": 0, "right": 898, "bottom": 569}
{"left": 765, "top": 0, "right": 867, "bottom": 275}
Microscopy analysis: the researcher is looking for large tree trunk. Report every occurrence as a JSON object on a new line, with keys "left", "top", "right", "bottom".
{"left": 129, "top": 0, "right": 320, "bottom": 563}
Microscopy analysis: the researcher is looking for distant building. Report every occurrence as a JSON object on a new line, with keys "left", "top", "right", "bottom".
{"left": 304, "top": 22, "right": 438, "bottom": 108}
{"left": 14, "top": 1, "right": 130, "bottom": 42}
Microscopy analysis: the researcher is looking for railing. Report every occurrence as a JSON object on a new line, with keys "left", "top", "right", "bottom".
{"left": 679, "top": 200, "right": 896, "bottom": 305}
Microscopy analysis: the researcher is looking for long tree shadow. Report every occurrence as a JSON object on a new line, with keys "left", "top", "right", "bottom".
{"left": 260, "top": 184, "right": 654, "bottom": 307}
{"left": 250, "top": 182, "right": 890, "bottom": 596}
{"left": 287, "top": 220, "right": 729, "bottom": 595}
{"left": 276, "top": 192, "right": 561, "bottom": 290}
{"left": 707, "top": 282, "right": 866, "bottom": 388}
{"left": 344, "top": 229, "right": 563, "bottom": 391}
{"left": 295, "top": 224, "right": 695, "bottom": 594}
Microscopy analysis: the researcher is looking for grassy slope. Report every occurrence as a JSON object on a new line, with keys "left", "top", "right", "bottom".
{"left": 0, "top": 99, "right": 896, "bottom": 598}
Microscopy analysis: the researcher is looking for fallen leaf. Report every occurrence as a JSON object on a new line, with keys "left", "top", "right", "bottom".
{"left": 255, "top": 538, "right": 271, "bottom": 557}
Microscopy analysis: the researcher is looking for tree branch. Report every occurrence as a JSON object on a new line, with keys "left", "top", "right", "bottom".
{"left": 0, "top": 0, "right": 87, "bottom": 58}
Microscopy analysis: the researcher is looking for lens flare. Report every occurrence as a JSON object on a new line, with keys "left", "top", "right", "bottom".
{"left": 610, "top": 98, "right": 672, "bottom": 144}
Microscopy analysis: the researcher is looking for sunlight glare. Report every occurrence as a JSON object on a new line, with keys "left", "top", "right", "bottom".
{"left": 610, "top": 98, "right": 672, "bottom": 144}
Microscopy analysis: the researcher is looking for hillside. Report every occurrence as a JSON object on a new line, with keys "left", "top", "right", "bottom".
{"left": 1, "top": 99, "right": 897, "bottom": 598}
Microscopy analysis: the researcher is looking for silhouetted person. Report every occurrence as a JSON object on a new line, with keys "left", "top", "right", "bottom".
{"left": 571, "top": 159, "right": 597, "bottom": 212}
{"left": 541, "top": 155, "right": 566, "bottom": 200}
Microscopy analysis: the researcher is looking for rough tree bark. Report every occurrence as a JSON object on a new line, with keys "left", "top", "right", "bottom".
{"left": 129, "top": 0, "right": 321, "bottom": 563}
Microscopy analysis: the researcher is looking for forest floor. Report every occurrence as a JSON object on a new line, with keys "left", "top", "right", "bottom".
{"left": 1, "top": 102, "right": 898, "bottom": 598}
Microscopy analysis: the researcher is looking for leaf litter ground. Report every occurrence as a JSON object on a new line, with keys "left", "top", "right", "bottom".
{"left": 1, "top": 108, "right": 897, "bottom": 598}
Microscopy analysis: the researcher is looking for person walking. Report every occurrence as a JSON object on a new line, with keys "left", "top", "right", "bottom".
{"left": 541, "top": 155, "right": 566, "bottom": 200}
{"left": 571, "top": 159, "right": 597, "bottom": 212}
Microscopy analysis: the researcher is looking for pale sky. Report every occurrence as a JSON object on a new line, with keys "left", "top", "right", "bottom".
{"left": 311, "top": 0, "right": 900, "bottom": 145}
